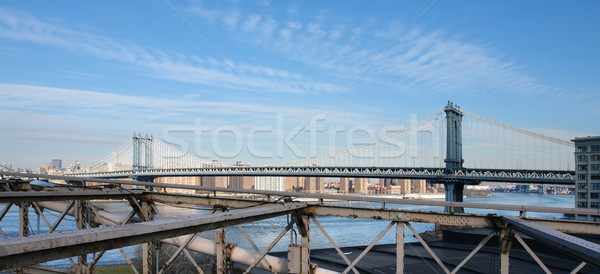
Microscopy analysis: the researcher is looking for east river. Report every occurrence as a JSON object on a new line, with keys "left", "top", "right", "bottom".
{"left": 0, "top": 192, "right": 574, "bottom": 266}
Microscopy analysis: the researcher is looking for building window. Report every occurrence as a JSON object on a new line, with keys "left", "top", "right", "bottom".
{"left": 578, "top": 174, "right": 587, "bottom": 180}
{"left": 578, "top": 165, "right": 588, "bottom": 171}
{"left": 578, "top": 155, "right": 588, "bottom": 162}
{"left": 591, "top": 184, "right": 600, "bottom": 190}
{"left": 578, "top": 192, "right": 587, "bottom": 198}
{"left": 578, "top": 146, "right": 589, "bottom": 152}
{"left": 591, "top": 193, "right": 599, "bottom": 199}
{"left": 592, "top": 174, "right": 600, "bottom": 180}
{"left": 579, "top": 183, "right": 588, "bottom": 189}
{"left": 591, "top": 202, "right": 600, "bottom": 208}
{"left": 577, "top": 201, "right": 588, "bottom": 207}
{"left": 592, "top": 145, "right": 600, "bottom": 152}
{"left": 592, "top": 155, "right": 600, "bottom": 161}
{"left": 592, "top": 164, "right": 600, "bottom": 170}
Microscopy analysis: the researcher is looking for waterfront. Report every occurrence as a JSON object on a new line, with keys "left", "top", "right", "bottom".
{"left": 0, "top": 192, "right": 574, "bottom": 267}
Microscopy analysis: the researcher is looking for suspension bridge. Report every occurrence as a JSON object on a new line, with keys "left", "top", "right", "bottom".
{"left": 1, "top": 102, "right": 598, "bottom": 274}
{"left": 70, "top": 102, "right": 575, "bottom": 207}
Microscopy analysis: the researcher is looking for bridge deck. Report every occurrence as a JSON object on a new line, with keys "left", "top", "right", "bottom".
{"left": 63, "top": 166, "right": 576, "bottom": 184}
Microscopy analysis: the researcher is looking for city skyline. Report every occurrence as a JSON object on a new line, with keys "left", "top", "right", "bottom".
{"left": 0, "top": 1, "right": 599, "bottom": 168}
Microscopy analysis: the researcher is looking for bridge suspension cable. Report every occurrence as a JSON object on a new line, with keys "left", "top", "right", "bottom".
{"left": 461, "top": 110, "right": 573, "bottom": 146}
{"left": 288, "top": 108, "right": 447, "bottom": 167}
{"left": 461, "top": 109, "right": 574, "bottom": 171}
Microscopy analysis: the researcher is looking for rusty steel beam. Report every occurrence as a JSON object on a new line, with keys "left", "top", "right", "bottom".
{"left": 35, "top": 201, "right": 309, "bottom": 273}
{"left": 502, "top": 216, "right": 600, "bottom": 268}
{"left": 0, "top": 189, "right": 143, "bottom": 203}
{"left": 144, "top": 192, "right": 270, "bottom": 208}
{"left": 0, "top": 203, "right": 307, "bottom": 270}
{"left": 305, "top": 205, "right": 491, "bottom": 227}
{"left": 305, "top": 205, "right": 600, "bottom": 234}
{"left": 526, "top": 218, "right": 600, "bottom": 235}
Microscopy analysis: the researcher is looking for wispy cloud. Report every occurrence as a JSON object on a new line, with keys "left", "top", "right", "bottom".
{"left": 0, "top": 4, "right": 579, "bottom": 97}
{"left": 0, "top": 6, "right": 341, "bottom": 94}
{"left": 0, "top": 7, "right": 142, "bottom": 62}
{"left": 183, "top": 2, "right": 564, "bottom": 95}
{"left": 0, "top": 83, "right": 381, "bottom": 139}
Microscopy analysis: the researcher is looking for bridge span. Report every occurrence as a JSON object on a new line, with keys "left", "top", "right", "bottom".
{"left": 71, "top": 166, "right": 575, "bottom": 185}
{"left": 71, "top": 102, "right": 576, "bottom": 211}
{"left": 0, "top": 172, "right": 598, "bottom": 274}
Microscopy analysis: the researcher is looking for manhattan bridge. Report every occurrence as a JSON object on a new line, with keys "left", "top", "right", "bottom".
{"left": 3, "top": 101, "right": 599, "bottom": 274}
{"left": 72, "top": 101, "right": 575, "bottom": 206}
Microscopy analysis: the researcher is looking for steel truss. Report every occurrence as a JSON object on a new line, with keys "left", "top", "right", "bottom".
{"left": 67, "top": 166, "right": 575, "bottom": 185}
{"left": 0, "top": 178, "right": 599, "bottom": 273}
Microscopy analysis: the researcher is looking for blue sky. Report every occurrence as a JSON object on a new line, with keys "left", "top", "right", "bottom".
{"left": 0, "top": 1, "right": 598, "bottom": 169}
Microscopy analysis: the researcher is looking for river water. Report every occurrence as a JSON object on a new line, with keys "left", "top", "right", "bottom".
{"left": 0, "top": 192, "right": 574, "bottom": 266}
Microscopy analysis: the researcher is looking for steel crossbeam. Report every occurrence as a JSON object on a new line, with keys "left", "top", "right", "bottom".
{"left": 0, "top": 203, "right": 306, "bottom": 270}
{"left": 502, "top": 216, "right": 600, "bottom": 268}
{"left": 0, "top": 189, "right": 143, "bottom": 202}
{"left": 310, "top": 215, "right": 359, "bottom": 274}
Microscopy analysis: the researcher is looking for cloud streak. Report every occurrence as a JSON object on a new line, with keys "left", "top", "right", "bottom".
{"left": 0, "top": 6, "right": 342, "bottom": 94}
{"left": 0, "top": 4, "right": 575, "bottom": 97}
{"left": 0, "top": 83, "right": 381, "bottom": 140}
{"left": 183, "top": 2, "right": 563, "bottom": 95}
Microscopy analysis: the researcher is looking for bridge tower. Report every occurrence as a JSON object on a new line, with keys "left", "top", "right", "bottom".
{"left": 132, "top": 133, "right": 154, "bottom": 171}
{"left": 444, "top": 101, "right": 465, "bottom": 212}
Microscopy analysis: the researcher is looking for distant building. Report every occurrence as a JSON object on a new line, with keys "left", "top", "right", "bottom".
{"left": 315, "top": 177, "right": 325, "bottom": 192}
{"left": 40, "top": 163, "right": 53, "bottom": 174}
{"left": 339, "top": 178, "right": 349, "bottom": 193}
{"left": 230, "top": 176, "right": 254, "bottom": 190}
{"left": 412, "top": 180, "right": 426, "bottom": 193}
{"left": 156, "top": 176, "right": 200, "bottom": 195}
{"left": 572, "top": 136, "right": 600, "bottom": 221}
{"left": 201, "top": 176, "right": 228, "bottom": 188}
{"left": 51, "top": 159, "right": 62, "bottom": 171}
{"left": 285, "top": 177, "right": 301, "bottom": 191}
{"left": 303, "top": 177, "right": 316, "bottom": 193}
{"left": 255, "top": 177, "right": 285, "bottom": 192}
{"left": 399, "top": 179, "right": 411, "bottom": 194}
{"left": 353, "top": 178, "right": 368, "bottom": 194}
{"left": 388, "top": 185, "right": 402, "bottom": 195}
{"left": 199, "top": 160, "right": 229, "bottom": 189}
{"left": 230, "top": 161, "right": 254, "bottom": 190}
